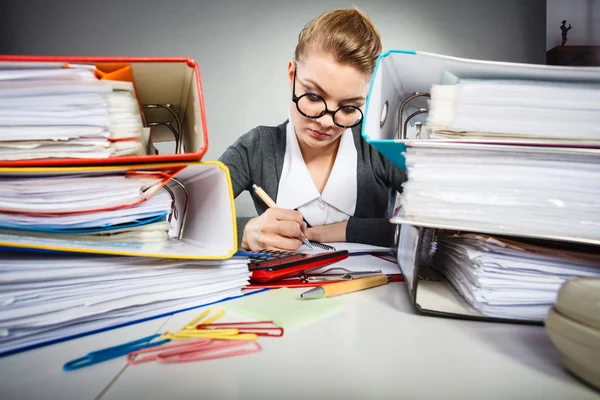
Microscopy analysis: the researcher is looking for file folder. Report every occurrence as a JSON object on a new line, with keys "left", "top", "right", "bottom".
{"left": 0, "top": 55, "right": 209, "bottom": 166}
{"left": 394, "top": 224, "right": 600, "bottom": 325}
{"left": 0, "top": 161, "right": 238, "bottom": 259}
{"left": 361, "top": 50, "right": 600, "bottom": 170}
{"left": 394, "top": 224, "right": 542, "bottom": 325}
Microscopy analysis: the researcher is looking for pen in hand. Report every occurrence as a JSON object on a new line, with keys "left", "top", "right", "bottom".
{"left": 252, "top": 184, "right": 313, "bottom": 250}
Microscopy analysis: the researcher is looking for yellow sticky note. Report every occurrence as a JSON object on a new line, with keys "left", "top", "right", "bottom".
{"left": 224, "top": 288, "right": 344, "bottom": 328}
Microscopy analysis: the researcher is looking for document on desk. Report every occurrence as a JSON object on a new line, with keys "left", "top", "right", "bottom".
{"left": 0, "top": 253, "right": 252, "bottom": 356}
{"left": 300, "top": 241, "right": 392, "bottom": 255}
{"left": 224, "top": 288, "right": 344, "bottom": 328}
{"left": 433, "top": 233, "right": 600, "bottom": 321}
{"left": 307, "top": 254, "right": 401, "bottom": 276}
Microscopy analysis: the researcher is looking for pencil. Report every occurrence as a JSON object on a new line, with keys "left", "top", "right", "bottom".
{"left": 300, "top": 274, "right": 391, "bottom": 299}
{"left": 252, "top": 184, "right": 313, "bottom": 249}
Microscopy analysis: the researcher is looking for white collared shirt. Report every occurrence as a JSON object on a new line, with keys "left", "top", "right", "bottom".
{"left": 276, "top": 118, "right": 358, "bottom": 227}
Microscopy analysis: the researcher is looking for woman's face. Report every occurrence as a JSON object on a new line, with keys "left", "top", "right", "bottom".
{"left": 288, "top": 52, "right": 370, "bottom": 151}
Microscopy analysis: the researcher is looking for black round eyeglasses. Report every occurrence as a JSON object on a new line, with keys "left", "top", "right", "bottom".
{"left": 291, "top": 69, "right": 363, "bottom": 129}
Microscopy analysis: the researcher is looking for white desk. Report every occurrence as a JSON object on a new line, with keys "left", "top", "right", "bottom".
{"left": 0, "top": 318, "right": 169, "bottom": 400}
{"left": 1, "top": 283, "right": 599, "bottom": 400}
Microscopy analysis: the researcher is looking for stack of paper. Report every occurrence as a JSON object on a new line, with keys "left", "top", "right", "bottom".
{"left": 0, "top": 253, "right": 251, "bottom": 356}
{"left": 426, "top": 78, "right": 600, "bottom": 143}
{"left": 0, "top": 171, "right": 175, "bottom": 244}
{"left": 398, "top": 144, "right": 600, "bottom": 243}
{"left": 433, "top": 234, "right": 600, "bottom": 321}
{"left": 0, "top": 64, "right": 146, "bottom": 160}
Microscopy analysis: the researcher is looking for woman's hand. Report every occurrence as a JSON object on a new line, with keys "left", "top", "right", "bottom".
{"left": 242, "top": 208, "right": 307, "bottom": 251}
{"left": 306, "top": 221, "right": 347, "bottom": 243}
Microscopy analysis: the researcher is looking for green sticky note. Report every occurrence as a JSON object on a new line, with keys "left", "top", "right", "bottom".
{"left": 223, "top": 288, "right": 344, "bottom": 328}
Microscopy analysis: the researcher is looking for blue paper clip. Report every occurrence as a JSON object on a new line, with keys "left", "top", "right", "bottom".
{"left": 63, "top": 334, "right": 170, "bottom": 371}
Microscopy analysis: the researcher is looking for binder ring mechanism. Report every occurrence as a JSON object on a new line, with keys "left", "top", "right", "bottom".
{"left": 162, "top": 178, "right": 189, "bottom": 241}
{"left": 143, "top": 104, "right": 184, "bottom": 155}
{"left": 397, "top": 92, "right": 430, "bottom": 139}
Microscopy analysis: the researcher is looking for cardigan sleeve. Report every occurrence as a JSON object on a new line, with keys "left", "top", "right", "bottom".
{"left": 218, "top": 128, "right": 261, "bottom": 197}
{"left": 385, "top": 158, "right": 408, "bottom": 194}
{"left": 344, "top": 148, "right": 408, "bottom": 248}
{"left": 346, "top": 217, "right": 397, "bottom": 247}
{"left": 218, "top": 128, "right": 261, "bottom": 246}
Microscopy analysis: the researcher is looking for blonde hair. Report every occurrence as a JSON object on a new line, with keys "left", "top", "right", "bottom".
{"left": 294, "top": 7, "right": 382, "bottom": 76}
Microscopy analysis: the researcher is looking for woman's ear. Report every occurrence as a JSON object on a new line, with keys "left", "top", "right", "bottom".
{"left": 287, "top": 60, "right": 295, "bottom": 90}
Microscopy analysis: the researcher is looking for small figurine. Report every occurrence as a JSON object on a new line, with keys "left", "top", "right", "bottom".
{"left": 560, "top": 20, "right": 572, "bottom": 46}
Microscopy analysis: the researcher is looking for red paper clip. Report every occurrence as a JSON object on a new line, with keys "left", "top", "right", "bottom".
{"left": 157, "top": 340, "right": 262, "bottom": 363}
{"left": 196, "top": 321, "right": 284, "bottom": 337}
{"left": 127, "top": 338, "right": 211, "bottom": 365}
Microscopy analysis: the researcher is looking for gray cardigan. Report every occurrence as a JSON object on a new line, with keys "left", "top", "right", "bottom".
{"left": 218, "top": 121, "right": 407, "bottom": 247}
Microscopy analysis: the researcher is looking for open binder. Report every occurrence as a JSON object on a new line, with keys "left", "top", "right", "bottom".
{"left": 0, "top": 161, "right": 238, "bottom": 259}
{"left": 0, "top": 55, "right": 209, "bottom": 166}
{"left": 361, "top": 50, "right": 600, "bottom": 170}
{"left": 394, "top": 224, "right": 544, "bottom": 325}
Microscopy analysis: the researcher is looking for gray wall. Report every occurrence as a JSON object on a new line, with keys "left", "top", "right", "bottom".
{"left": 0, "top": 0, "right": 546, "bottom": 216}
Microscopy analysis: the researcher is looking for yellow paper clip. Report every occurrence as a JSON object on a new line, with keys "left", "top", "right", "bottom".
{"left": 161, "top": 329, "right": 257, "bottom": 341}
{"left": 160, "top": 308, "right": 258, "bottom": 341}
{"left": 183, "top": 308, "right": 225, "bottom": 330}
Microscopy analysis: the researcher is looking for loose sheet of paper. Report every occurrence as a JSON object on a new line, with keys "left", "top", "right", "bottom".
{"left": 224, "top": 288, "right": 344, "bottom": 328}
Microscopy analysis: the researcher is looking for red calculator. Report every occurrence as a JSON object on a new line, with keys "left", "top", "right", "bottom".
{"left": 248, "top": 250, "right": 349, "bottom": 283}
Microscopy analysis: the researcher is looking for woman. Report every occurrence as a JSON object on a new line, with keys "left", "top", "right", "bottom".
{"left": 219, "top": 8, "right": 406, "bottom": 251}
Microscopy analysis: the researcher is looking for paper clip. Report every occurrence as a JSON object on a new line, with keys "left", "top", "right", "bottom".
{"left": 63, "top": 334, "right": 170, "bottom": 371}
{"left": 301, "top": 268, "right": 383, "bottom": 282}
{"left": 161, "top": 329, "right": 258, "bottom": 341}
{"left": 157, "top": 340, "right": 262, "bottom": 364}
{"left": 127, "top": 338, "right": 211, "bottom": 365}
{"left": 196, "top": 321, "right": 284, "bottom": 337}
{"left": 160, "top": 307, "right": 259, "bottom": 341}
{"left": 182, "top": 308, "right": 225, "bottom": 329}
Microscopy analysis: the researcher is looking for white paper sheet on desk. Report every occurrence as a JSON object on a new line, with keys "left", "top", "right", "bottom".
{"left": 0, "top": 288, "right": 247, "bottom": 355}
{"left": 1, "top": 284, "right": 247, "bottom": 339}
{"left": 3, "top": 276, "right": 250, "bottom": 327}
{"left": 300, "top": 242, "right": 393, "bottom": 254}
{"left": 0, "top": 254, "right": 245, "bottom": 272}
{"left": 0, "top": 251, "right": 252, "bottom": 355}
{"left": 309, "top": 254, "right": 401, "bottom": 275}
{"left": 2, "top": 270, "right": 247, "bottom": 308}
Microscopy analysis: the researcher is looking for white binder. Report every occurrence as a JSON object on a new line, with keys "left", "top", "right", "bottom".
{"left": 361, "top": 49, "right": 600, "bottom": 170}
{"left": 0, "top": 161, "right": 238, "bottom": 259}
